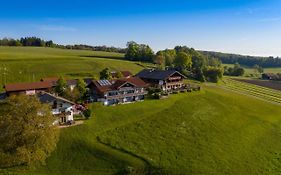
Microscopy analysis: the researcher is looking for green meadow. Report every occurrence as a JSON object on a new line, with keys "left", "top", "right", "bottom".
{"left": 223, "top": 63, "right": 281, "bottom": 76}
{"left": 0, "top": 47, "right": 149, "bottom": 91}
{"left": 25, "top": 86, "right": 281, "bottom": 175}
{"left": 1, "top": 47, "right": 281, "bottom": 174}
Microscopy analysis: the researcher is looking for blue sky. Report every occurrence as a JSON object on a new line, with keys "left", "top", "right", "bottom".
{"left": 1, "top": 0, "right": 281, "bottom": 56}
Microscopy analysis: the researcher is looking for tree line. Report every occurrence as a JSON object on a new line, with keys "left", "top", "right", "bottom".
{"left": 200, "top": 51, "right": 281, "bottom": 68}
{"left": 0, "top": 37, "right": 53, "bottom": 47}
{"left": 0, "top": 37, "right": 126, "bottom": 53}
{"left": 124, "top": 42, "right": 224, "bottom": 82}
{"left": 2, "top": 37, "right": 279, "bottom": 68}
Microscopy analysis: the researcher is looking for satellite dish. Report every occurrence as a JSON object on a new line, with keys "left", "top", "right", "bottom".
{"left": 159, "top": 80, "right": 164, "bottom": 85}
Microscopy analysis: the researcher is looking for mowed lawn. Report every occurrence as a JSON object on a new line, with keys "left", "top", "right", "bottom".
{"left": 0, "top": 47, "right": 147, "bottom": 91}
{"left": 30, "top": 86, "right": 281, "bottom": 175}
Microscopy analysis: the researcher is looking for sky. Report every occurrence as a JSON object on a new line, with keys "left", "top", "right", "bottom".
{"left": 1, "top": 0, "right": 281, "bottom": 56}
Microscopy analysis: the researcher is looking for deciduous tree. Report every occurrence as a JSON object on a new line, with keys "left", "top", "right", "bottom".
{"left": 174, "top": 52, "right": 192, "bottom": 70}
{"left": 54, "top": 77, "right": 67, "bottom": 96}
{"left": 99, "top": 68, "right": 111, "bottom": 80}
{"left": 0, "top": 95, "right": 59, "bottom": 168}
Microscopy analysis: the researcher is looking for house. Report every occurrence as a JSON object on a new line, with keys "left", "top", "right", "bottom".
{"left": 261, "top": 73, "right": 281, "bottom": 81}
{"left": 41, "top": 77, "right": 92, "bottom": 91}
{"left": 136, "top": 69, "right": 186, "bottom": 92}
{"left": 4, "top": 81, "right": 54, "bottom": 96}
{"left": 88, "top": 77, "right": 147, "bottom": 106}
{"left": 37, "top": 92, "right": 77, "bottom": 124}
{"left": 111, "top": 71, "right": 133, "bottom": 79}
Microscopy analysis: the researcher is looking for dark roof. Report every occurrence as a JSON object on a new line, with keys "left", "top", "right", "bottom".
{"left": 67, "top": 79, "right": 78, "bottom": 86}
{"left": 4, "top": 81, "right": 53, "bottom": 92}
{"left": 37, "top": 92, "right": 75, "bottom": 105}
{"left": 84, "top": 78, "right": 93, "bottom": 86}
{"left": 136, "top": 69, "right": 186, "bottom": 80}
{"left": 92, "top": 77, "right": 147, "bottom": 93}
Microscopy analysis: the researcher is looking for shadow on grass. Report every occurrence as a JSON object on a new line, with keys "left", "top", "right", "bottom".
{"left": 96, "top": 136, "right": 170, "bottom": 175}
{"left": 80, "top": 55, "right": 125, "bottom": 60}
{"left": 66, "top": 72, "right": 93, "bottom": 77}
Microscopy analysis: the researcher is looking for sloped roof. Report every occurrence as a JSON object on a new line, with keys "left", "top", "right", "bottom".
{"left": 4, "top": 81, "right": 53, "bottom": 92}
{"left": 136, "top": 69, "right": 186, "bottom": 80}
{"left": 37, "top": 92, "right": 75, "bottom": 105}
{"left": 92, "top": 77, "right": 147, "bottom": 93}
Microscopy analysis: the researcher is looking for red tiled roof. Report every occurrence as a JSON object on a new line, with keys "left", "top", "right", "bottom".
{"left": 4, "top": 81, "right": 53, "bottom": 92}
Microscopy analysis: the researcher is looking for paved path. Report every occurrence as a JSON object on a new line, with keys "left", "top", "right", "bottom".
{"left": 58, "top": 120, "right": 84, "bottom": 129}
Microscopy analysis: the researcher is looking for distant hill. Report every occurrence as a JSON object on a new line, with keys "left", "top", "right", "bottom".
{"left": 200, "top": 50, "right": 281, "bottom": 68}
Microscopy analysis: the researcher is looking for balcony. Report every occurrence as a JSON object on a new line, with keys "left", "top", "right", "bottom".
{"left": 105, "top": 91, "right": 147, "bottom": 100}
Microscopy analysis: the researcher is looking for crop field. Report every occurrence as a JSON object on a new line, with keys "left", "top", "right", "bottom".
{"left": 20, "top": 86, "right": 281, "bottom": 175}
{"left": 235, "top": 78, "right": 281, "bottom": 91}
{"left": 222, "top": 77, "right": 281, "bottom": 105}
{"left": 0, "top": 47, "right": 150, "bottom": 91}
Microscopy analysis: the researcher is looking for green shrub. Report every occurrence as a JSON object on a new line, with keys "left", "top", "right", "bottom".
{"left": 83, "top": 109, "right": 92, "bottom": 119}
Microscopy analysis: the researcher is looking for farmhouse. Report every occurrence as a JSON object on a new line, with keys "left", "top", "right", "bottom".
{"left": 4, "top": 81, "right": 54, "bottom": 96}
{"left": 37, "top": 92, "right": 77, "bottom": 125}
{"left": 262, "top": 73, "right": 281, "bottom": 81}
{"left": 88, "top": 77, "right": 147, "bottom": 106}
{"left": 136, "top": 69, "right": 186, "bottom": 92}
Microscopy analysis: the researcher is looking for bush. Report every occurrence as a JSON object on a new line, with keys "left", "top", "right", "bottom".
{"left": 203, "top": 67, "right": 223, "bottom": 83}
{"left": 83, "top": 109, "right": 92, "bottom": 119}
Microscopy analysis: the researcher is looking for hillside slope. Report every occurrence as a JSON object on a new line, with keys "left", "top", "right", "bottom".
{"left": 29, "top": 86, "right": 281, "bottom": 175}
{"left": 0, "top": 47, "right": 148, "bottom": 91}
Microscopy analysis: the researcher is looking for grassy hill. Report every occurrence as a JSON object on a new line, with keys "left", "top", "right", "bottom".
{"left": 1, "top": 47, "right": 281, "bottom": 174}
{"left": 0, "top": 47, "right": 149, "bottom": 91}
{"left": 20, "top": 86, "right": 281, "bottom": 175}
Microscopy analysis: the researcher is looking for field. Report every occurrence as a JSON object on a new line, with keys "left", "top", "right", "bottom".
{"left": 13, "top": 86, "right": 278, "bottom": 175}
{"left": 1, "top": 47, "right": 281, "bottom": 174}
{"left": 222, "top": 64, "right": 281, "bottom": 76}
{"left": 222, "top": 77, "right": 281, "bottom": 105}
{"left": 0, "top": 47, "right": 150, "bottom": 91}
{"left": 235, "top": 78, "right": 281, "bottom": 91}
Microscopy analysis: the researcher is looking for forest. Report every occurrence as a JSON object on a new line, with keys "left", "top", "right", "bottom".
{"left": 201, "top": 51, "right": 281, "bottom": 67}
